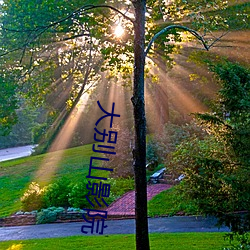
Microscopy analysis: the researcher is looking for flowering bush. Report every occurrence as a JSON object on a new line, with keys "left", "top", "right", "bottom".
{"left": 20, "top": 182, "right": 45, "bottom": 211}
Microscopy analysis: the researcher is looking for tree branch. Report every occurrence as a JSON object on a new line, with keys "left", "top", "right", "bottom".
{"left": 0, "top": 4, "right": 134, "bottom": 57}
{"left": 205, "top": 30, "right": 230, "bottom": 49}
{"left": 83, "top": 5, "right": 134, "bottom": 23}
{"left": 37, "top": 4, "right": 134, "bottom": 31}
{"left": 1, "top": 4, "right": 134, "bottom": 34}
{"left": 145, "top": 25, "right": 211, "bottom": 56}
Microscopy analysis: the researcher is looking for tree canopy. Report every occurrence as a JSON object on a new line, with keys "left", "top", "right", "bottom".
{"left": 1, "top": 0, "right": 248, "bottom": 133}
{"left": 168, "top": 60, "right": 250, "bottom": 233}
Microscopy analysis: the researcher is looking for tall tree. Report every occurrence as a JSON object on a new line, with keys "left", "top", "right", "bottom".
{"left": 168, "top": 61, "right": 250, "bottom": 234}
{"left": 0, "top": 1, "right": 246, "bottom": 249}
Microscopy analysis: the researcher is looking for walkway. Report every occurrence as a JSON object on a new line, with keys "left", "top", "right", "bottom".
{"left": 106, "top": 184, "right": 172, "bottom": 217}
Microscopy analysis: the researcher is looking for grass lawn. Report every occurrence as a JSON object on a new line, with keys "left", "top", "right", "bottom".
{"left": 0, "top": 233, "right": 231, "bottom": 250}
{"left": 0, "top": 142, "right": 195, "bottom": 218}
{"left": 0, "top": 144, "right": 106, "bottom": 217}
{"left": 148, "top": 186, "right": 199, "bottom": 217}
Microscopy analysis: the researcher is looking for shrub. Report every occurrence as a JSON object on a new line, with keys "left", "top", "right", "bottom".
{"left": 43, "top": 177, "right": 71, "bottom": 208}
{"left": 147, "top": 122, "right": 206, "bottom": 169}
{"left": 223, "top": 233, "right": 250, "bottom": 250}
{"left": 36, "top": 206, "right": 64, "bottom": 224}
{"left": 110, "top": 177, "right": 134, "bottom": 197}
{"left": 67, "top": 207, "right": 82, "bottom": 212}
{"left": 32, "top": 123, "right": 47, "bottom": 144}
{"left": 68, "top": 180, "right": 90, "bottom": 208}
{"left": 21, "top": 182, "right": 45, "bottom": 211}
{"left": 104, "top": 177, "right": 135, "bottom": 203}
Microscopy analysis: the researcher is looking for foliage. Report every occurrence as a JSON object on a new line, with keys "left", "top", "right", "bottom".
{"left": 0, "top": 0, "right": 243, "bottom": 133}
{"left": 0, "top": 104, "right": 44, "bottom": 148}
{"left": 32, "top": 123, "right": 48, "bottom": 144}
{"left": 36, "top": 206, "right": 64, "bottom": 224}
{"left": 146, "top": 139, "right": 160, "bottom": 171}
{"left": 0, "top": 75, "right": 18, "bottom": 136}
{"left": 223, "top": 232, "right": 250, "bottom": 250}
{"left": 68, "top": 180, "right": 91, "bottom": 209}
{"left": 43, "top": 177, "right": 71, "bottom": 208}
{"left": 102, "top": 125, "right": 134, "bottom": 178}
{"left": 104, "top": 177, "right": 134, "bottom": 203}
{"left": 20, "top": 182, "right": 45, "bottom": 212}
{"left": 147, "top": 122, "right": 206, "bottom": 170}
{"left": 167, "top": 61, "right": 250, "bottom": 233}
{"left": 168, "top": 136, "right": 241, "bottom": 212}
{"left": 207, "top": 2, "right": 250, "bottom": 31}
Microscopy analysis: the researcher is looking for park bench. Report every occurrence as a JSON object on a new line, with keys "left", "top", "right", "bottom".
{"left": 149, "top": 168, "right": 165, "bottom": 184}
{"left": 175, "top": 174, "right": 185, "bottom": 182}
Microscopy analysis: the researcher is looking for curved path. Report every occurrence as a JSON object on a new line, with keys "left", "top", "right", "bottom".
{"left": 106, "top": 184, "right": 172, "bottom": 217}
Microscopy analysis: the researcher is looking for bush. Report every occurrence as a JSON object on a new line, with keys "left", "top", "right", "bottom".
{"left": 21, "top": 177, "right": 134, "bottom": 213}
{"left": 67, "top": 207, "right": 82, "bottom": 212}
{"left": 147, "top": 122, "right": 206, "bottom": 169}
{"left": 32, "top": 123, "right": 47, "bottom": 144}
{"left": 223, "top": 233, "right": 250, "bottom": 250}
{"left": 104, "top": 177, "right": 135, "bottom": 203}
{"left": 43, "top": 177, "right": 71, "bottom": 208}
{"left": 68, "top": 180, "right": 90, "bottom": 208}
{"left": 36, "top": 206, "right": 64, "bottom": 224}
{"left": 21, "top": 182, "right": 45, "bottom": 211}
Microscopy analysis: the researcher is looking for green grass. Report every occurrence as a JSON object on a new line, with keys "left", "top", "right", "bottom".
{"left": 0, "top": 233, "right": 231, "bottom": 250}
{"left": 0, "top": 142, "right": 195, "bottom": 218}
{"left": 148, "top": 186, "right": 199, "bottom": 217}
{"left": 0, "top": 144, "right": 107, "bottom": 217}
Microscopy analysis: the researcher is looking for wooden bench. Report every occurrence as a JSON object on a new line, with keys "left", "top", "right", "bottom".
{"left": 149, "top": 168, "right": 165, "bottom": 184}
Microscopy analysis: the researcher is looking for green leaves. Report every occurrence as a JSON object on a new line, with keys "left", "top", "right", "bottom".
{"left": 0, "top": 75, "right": 18, "bottom": 135}
{"left": 168, "top": 61, "right": 250, "bottom": 233}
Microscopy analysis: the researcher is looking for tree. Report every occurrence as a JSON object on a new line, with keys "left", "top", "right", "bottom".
{"left": 0, "top": 73, "right": 18, "bottom": 136}
{"left": 103, "top": 124, "right": 134, "bottom": 178}
{"left": 0, "top": 1, "right": 245, "bottom": 249}
{"left": 168, "top": 61, "right": 250, "bottom": 234}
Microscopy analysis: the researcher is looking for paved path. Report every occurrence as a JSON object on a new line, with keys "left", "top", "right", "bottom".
{"left": 0, "top": 145, "right": 37, "bottom": 162}
{"left": 0, "top": 216, "right": 230, "bottom": 241}
{"left": 106, "top": 184, "right": 172, "bottom": 216}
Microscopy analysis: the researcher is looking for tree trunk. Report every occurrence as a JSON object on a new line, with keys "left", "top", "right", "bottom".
{"left": 131, "top": 1, "right": 150, "bottom": 250}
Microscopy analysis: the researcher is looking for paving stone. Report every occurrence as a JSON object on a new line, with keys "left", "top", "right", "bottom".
{"left": 106, "top": 184, "right": 171, "bottom": 217}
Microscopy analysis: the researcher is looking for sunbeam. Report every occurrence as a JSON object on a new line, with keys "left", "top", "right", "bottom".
{"left": 35, "top": 92, "right": 90, "bottom": 184}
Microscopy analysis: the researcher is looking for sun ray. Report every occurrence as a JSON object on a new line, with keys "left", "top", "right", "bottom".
{"left": 35, "top": 92, "right": 90, "bottom": 184}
